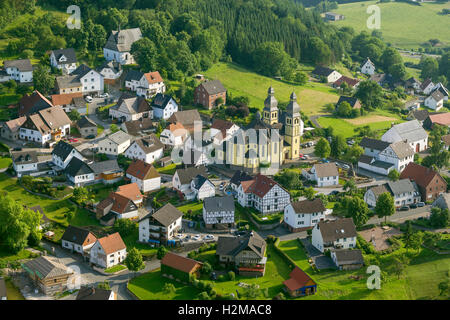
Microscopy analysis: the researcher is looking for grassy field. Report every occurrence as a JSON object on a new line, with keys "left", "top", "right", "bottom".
{"left": 5, "top": 278, "right": 25, "bottom": 300}
{"left": 204, "top": 63, "right": 340, "bottom": 116}
{"left": 0, "top": 156, "right": 12, "bottom": 169}
{"left": 279, "top": 239, "right": 450, "bottom": 300}
{"left": 0, "top": 173, "right": 99, "bottom": 228}
{"left": 332, "top": 1, "right": 450, "bottom": 50}
{"left": 104, "top": 264, "right": 127, "bottom": 274}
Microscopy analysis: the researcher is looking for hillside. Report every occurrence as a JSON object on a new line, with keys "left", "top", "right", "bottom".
{"left": 332, "top": 1, "right": 450, "bottom": 50}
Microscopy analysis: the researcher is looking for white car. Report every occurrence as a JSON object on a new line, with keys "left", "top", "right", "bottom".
{"left": 203, "top": 235, "right": 214, "bottom": 240}
{"left": 85, "top": 96, "right": 93, "bottom": 103}
{"left": 192, "top": 234, "right": 201, "bottom": 241}
{"left": 175, "top": 234, "right": 184, "bottom": 239}
{"left": 99, "top": 93, "right": 109, "bottom": 99}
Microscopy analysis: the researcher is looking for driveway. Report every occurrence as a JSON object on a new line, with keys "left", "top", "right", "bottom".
{"left": 299, "top": 238, "right": 336, "bottom": 270}
{"left": 367, "top": 205, "right": 432, "bottom": 225}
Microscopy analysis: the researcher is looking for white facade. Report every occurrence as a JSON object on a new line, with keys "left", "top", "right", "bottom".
{"left": 5, "top": 67, "right": 32, "bottom": 83}
{"left": 422, "top": 81, "right": 435, "bottom": 95}
{"left": 79, "top": 69, "right": 104, "bottom": 94}
{"left": 381, "top": 128, "right": 428, "bottom": 153}
{"left": 326, "top": 71, "right": 342, "bottom": 83}
{"left": 13, "top": 161, "right": 37, "bottom": 177}
{"left": 283, "top": 204, "right": 329, "bottom": 230}
{"left": 361, "top": 60, "right": 375, "bottom": 75}
{"left": 139, "top": 216, "right": 182, "bottom": 243}
{"left": 98, "top": 137, "right": 131, "bottom": 156}
{"left": 61, "top": 239, "right": 95, "bottom": 254}
{"left": 311, "top": 225, "right": 357, "bottom": 253}
{"left": 302, "top": 166, "right": 339, "bottom": 187}
{"left": 50, "top": 53, "right": 77, "bottom": 74}
{"left": 126, "top": 173, "right": 161, "bottom": 193}
{"left": 378, "top": 145, "right": 414, "bottom": 172}
{"left": 424, "top": 95, "right": 444, "bottom": 111}
{"left": 52, "top": 148, "right": 84, "bottom": 170}
{"left": 68, "top": 171, "right": 95, "bottom": 187}
{"left": 160, "top": 128, "right": 187, "bottom": 147}
{"left": 136, "top": 75, "right": 166, "bottom": 99}
{"left": 104, "top": 48, "right": 135, "bottom": 65}
{"left": 237, "top": 183, "right": 290, "bottom": 214}
{"left": 124, "top": 141, "right": 163, "bottom": 164}
{"left": 19, "top": 128, "right": 51, "bottom": 145}
{"left": 203, "top": 208, "right": 235, "bottom": 226}
{"left": 99, "top": 67, "right": 122, "bottom": 80}
{"left": 152, "top": 99, "right": 178, "bottom": 120}
{"left": 191, "top": 179, "right": 215, "bottom": 200}
{"left": 89, "top": 242, "right": 127, "bottom": 269}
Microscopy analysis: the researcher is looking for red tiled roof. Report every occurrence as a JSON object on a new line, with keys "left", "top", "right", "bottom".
{"left": 427, "top": 113, "right": 450, "bottom": 126}
{"left": 126, "top": 159, "right": 160, "bottom": 180}
{"left": 144, "top": 71, "right": 163, "bottom": 84}
{"left": 161, "top": 252, "right": 202, "bottom": 273}
{"left": 241, "top": 174, "right": 284, "bottom": 198}
{"left": 97, "top": 232, "right": 126, "bottom": 255}
{"left": 400, "top": 162, "right": 444, "bottom": 188}
{"left": 334, "top": 76, "right": 360, "bottom": 88}
{"left": 51, "top": 92, "right": 83, "bottom": 106}
{"left": 283, "top": 266, "right": 316, "bottom": 291}
{"left": 116, "top": 183, "right": 143, "bottom": 202}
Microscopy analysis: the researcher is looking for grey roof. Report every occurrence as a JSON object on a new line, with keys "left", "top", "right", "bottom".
{"left": 333, "top": 249, "right": 364, "bottom": 265}
{"left": 389, "top": 141, "right": 414, "bottom": 159}
{"left": 314, "top": 162, "right": 338, "bottom": 178}
{"left": 386, "top": 179, "right": 418, "bottom": 196}
{"left": 151, "top": 93, "right": 176, "bottom": 110}
{"left": 167, "top": 109, "right": 201, "bottom": 127}
{"left": 88, "top": 160, "right": 122, "bottom": 175}
{"left": 337, "top": 96, "right": 360, "bottom": 108}
{"left": 360, "top": 137, "right": 390, "bottom": 151}
{"left": 98, "top": 60, "right": 121, "bottom": 74}
{"left": 122, "top": 118, "right": 153, "bottom": 136}
{"left": 111, "top": 95, "right": 151, "bottom": 115}
{"left": 429, "top": 89, "right": 445, "bottom": 102}
{"left": 65, "top": 157, "right": 93, "bottom": 177}
{"left": 388, "top": 120, "right": 428, "bottom": 142}
{"left": 286, "top": 92, "right": 300, "bottom": 116}
{"left": 71, "top": 64, "right": 94, "bottom": 79}
{"left": 61, "top": 225, "right": 95, "bottom": 246}
{"left": 369, "top": 184, "right": 390, "bottom": 197}
{"left": 371, "top": 160, "right": 395, "bottom": 170}
{"left": 216, "top": 231, "right": 266, "bottom": 259}
{"left": 104, "top": 28, "right": 142, "bottom": 52}
{"left": 11, "top": 150, "right": 38, "bottom": 164}
{"left": 312, "top": 66, "right": 335, "bottom": 77}
{"left": 51, "top": 48, "right": 77, "bottom": 65}
{"left": 432, "top": 193, "right": 450, "bottom": 210}
{"left": 361, "top": 57, "right": 374, "bottom": 68}
{"left": 4, "top": 59, "right": 32, "bottom": 72}
{"left": 76, "top": 286, "right": 112, "bottom": 300}
{"left": 52, "top": 140, "right": 77, "bottom": 161}
{"left": 291, "top": 198, "right": 326, "bottom": 214}
{"left": 23, "top": 256, "right": 72, "bottom": 280}
{"left": 230, "top": 170, "right": 253, "bottom": 186}
{"left": 420, "top": 78, "right": 434, "bottom": 91}
{"left": 264, "top": 87, "right": 278, "bottom": 112}
{"left": 203, "top": 196, "right": 235, "bottom": 213}
{"left": 77, "top": 116, "right": 97, "bottom": 129}
{"left": 200, "top": 80, "right": 226, "bottom": 95}
{"left": 56, "top": 75, "right": 80, "bottom": 88}
{"left": 175, "top": 166, "right": 208, "bottom": 185}
{"left": 408, "top": 109, "right": 429, "bottom": 121}
{"left": 192, "top": 174, "right": 212, "bottom": 190}
{"left": 0, "top": 277, "right": 6, "bottom": 298}
{"left": 106, "top": 130, "right": 131, "bottom": 145}
{"left": 132, "top": 134, "right": 163, "bottom": 154}
{"left": 142, "top": 203, "right": 183, "bottom": 227}
{"left": 317, "top": 218, "right": 357, "bottom": 242}
{"left": 124, "top": 69, "right": 144, "bottom": 82}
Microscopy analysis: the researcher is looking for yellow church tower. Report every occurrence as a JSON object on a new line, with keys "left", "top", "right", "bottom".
{"left": 284, "top": 92, "right": 303, "bottom": 159}
{"left": 263, "top": 87, "right": 278, "bottom": 125}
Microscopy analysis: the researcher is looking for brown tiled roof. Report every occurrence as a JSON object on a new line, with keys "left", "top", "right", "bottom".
{"left": 25, "top": 114, "right": 51, "bottom": 134}
{"left": 126, "top": 159, "right": 160, "bottom": 180}
{"left": 144, "top": 71, "right": 163, "bottom": 84}
{"left": 161, "top": 252, "right": 202, "bottom": 273}
{"left": 334, "top": 76, "right": 360, "bottom": 88}
{"left": 317, "top": 218, "right": 357, "bottom": 242}
{"left": 51, "top": 92, "right": 83, "bottom": 106}
{"left": 123, "top": 118, "right": 153, "bottom": 136}
{"left": 240, "top": 174, "right": 284, "bottom": 198}
{"left": 400, "top": 162, "right": 445, "bottom": 188}
{"left": 4, "top": 116, "right": 26, "bottom": 132}
{"left": 97, "top": 232, "right": 126, "bottom": 255}
{"left": 133, "top": 134, "right": 164, "bottom": 154}
{"left": 314, "top": 162, "right": 339, "bottom": 178}
{"left": 167, "top": 122, "right": 187, "bottom": 137}
{"left": 168, "top": 110, "right": 201, "bottom": 127}
{"left": 291, "top": 198, "right": 326, "bottom": 214}
{"left": 109, "top": 192, "right": 138, "bottom": 214}
{"left": 211, "top": 118, "right": 234, "bottom": 137}
{"left": 283, "top": 266, "right": 316, "bottom": 291}
{"left": 116, "top": 183, "right": 143, "bottom": 202}
{"left": 427, "top": 112, "right": 450, "bottom": 126}
{"left": 19, "top": 91, "right": 54, "bottom": 116}
{"left": 38, "top": 106, "right": 72, "bottom": 130}
{"left": 142, "top": 203, "right": 183, "bottom": 226}
{"left": 96, "top": 197, "right": 114, "bottom": 212}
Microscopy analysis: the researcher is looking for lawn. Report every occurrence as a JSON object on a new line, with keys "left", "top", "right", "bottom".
{"left": 104, "top": 264, "right": 127, "bottom": 274}
{"left": 204, "top": 62, "right": 340, "bottom": 116}
{"left": 0, "top": 156, "right": 12, "bottom": 169}
{"left": 0, "top": 173, "right": 99, "bottom": 229}
{"left": 128, "top": 268, "right": 201, "bottom": 300}
{"left": 176, "top": 201, "right": 203, "bottom": 216}
{"left": 5, "top": 278, "right": 25, "bottom": 300}
{"left": 0, "top": 247, "right": 35, "bottom": 265}
{"left": 278, "top": 239, "right": 450, "bottom": 300}
{"left": 332, "top": 1, "right": 450, "bottom": 50}
{"left": 156, "top": 163, "right": 177, "bottom": 175}
{"left": 317, "top": 112, "right": 403, "bottom": 139}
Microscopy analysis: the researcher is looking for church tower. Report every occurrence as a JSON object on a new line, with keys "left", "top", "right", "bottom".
{"left": 284, "top": 92, "right": 303, "bottom": 159}
{"left": 263, "top": 87, "right": 278, "bottom": 125}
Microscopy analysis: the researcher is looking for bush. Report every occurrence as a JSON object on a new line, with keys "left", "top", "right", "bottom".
{"left": 163, "top": 283, "right": 176, "bottom": 294}
{"left": 228, "top": 271, "right": 235, "bottom": 281}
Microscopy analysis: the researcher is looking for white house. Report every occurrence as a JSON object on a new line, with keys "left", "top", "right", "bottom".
{"left": 4, "top": 59, "right": 33, "bottom": 83}
{"left": 109, "top": 95, "right": 152, "bottom": 122}
{"left": 172, "top": 166, "right": 208, "bottom": 195}
{"left": 125, "top": 159, "right": 161, "bottom": 193}
{"left": 11, "top": 151, "right": 53, "bottom": 178}
{"left": 424, "top": 90, "right": 445, "bottom": 111}
{"left": 381, "top": 120, "right": 428, "bottom": 153}
{"left": 124, "top": 134, "right": 163, "bottom": 164}
{"left": 358, "top": 138, "right": 415, "bottom": 176}
{"left": 97, "top": 60, "right": 122, "bottom": 81}
{"left": 284, "top": 198, "right": 330, "bottom": 232}
{"left": 159, "top": 122, "right": 188, "bottom": 147}
{"left": 360, "top": 58, "right": 375, "bottom": 75}
{"left": 420, "top": 79, "right": 435, "bottom": 95}
{"left": 312, "top": 66, "right": 342, "bottom": 83}
{"left": 97, "top": 130, "right": 132, "bottom": 156}
{"left": 61, "top": 225, "right": 97, "bottom": 255}
{"left": 236, "top": 174, "right": 290, "bottom": 214}
{"left": 103, "top": 28, "right": 142, "bottom": 65}
{"left": 138, "top": 204, "right": 183, "bottom": 244}
{"left": 151, "top": 93, "right": 178, "bottom": 120}
{"left": 311, "top": 218, "right": 357, "bottom": 253}
{"left": 434, "top": 82, "right": 449, "bottom": 101}
{"left": 72, "top": 64, "right": 104, "bottom": 95}
{"left": 52, "top": 140, "right": 84, "bottom": 169}
{"left": 302, "top": 162, "right": 339, "bottom": 187}
{"left": 203, "top": 196, "right": 235, "bottom": 229}
{"left": 65, "top": 157, "right": 95, "bottom": 187}
{"left": 50, "top": 49, "right": 77, "bottom": 74}
{"left": 364, "top": 179, "right": 421, "bottom": 208}
{"left": 210, "top": 119, "right": 240, "bottom": 144}
{"left": 89, "top": 233, "right": 127, "bottom": 269}
{"left": 191, "top": 174, "right": 215, "bottom": 200}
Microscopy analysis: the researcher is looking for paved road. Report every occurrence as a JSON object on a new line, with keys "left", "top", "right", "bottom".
{"left": 367, "top": 205, "right": 432, "bottom": 225}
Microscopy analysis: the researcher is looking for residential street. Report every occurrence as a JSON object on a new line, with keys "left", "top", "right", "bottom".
{"left": 367, "top": 205, "right": 432, "bottom": 225}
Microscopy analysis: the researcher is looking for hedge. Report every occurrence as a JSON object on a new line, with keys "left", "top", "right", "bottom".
{"left": 270, "top": 238, "right": 296, "bottom": 271}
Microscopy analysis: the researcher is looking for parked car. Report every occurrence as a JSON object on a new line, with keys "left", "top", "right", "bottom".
{"left": 192, "top": 234, "right": 201, "bottom": 241}
{"left": 417, "top": 202, "right": 425, "bottom": 207}
{"left": 85, "top": 95, "right": 93, "bottom": 103}
{"left": 203, "top": 235, "right": 214, "bottom": 240}
{"left": 300, "top": 156, "right": 307, "bottom": 160}
{"left": 219, "top": 182, "right": 225, "bottom": 191}
{"left": 99, "top": 93, "right": 109, "bottom": 99}
{"left": 329, "top": 190, "right": 340, "bottom": 196}
{"left": 13, "top": 147, "right": 22, "bottom": 151}
{"left": 321, "top": 158, "right": 329, "bottom": 163}
{"left": 398, "top": 206, "right": 409, "bottom": 211}
{"left": 341, "top": 164, "right": 350, "bottom": 170}
{"left": 409, "top": 203, "right": 418, "bottom": 209}
{"left": 347, "top": 139, "right": 355, "bottom": 146}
